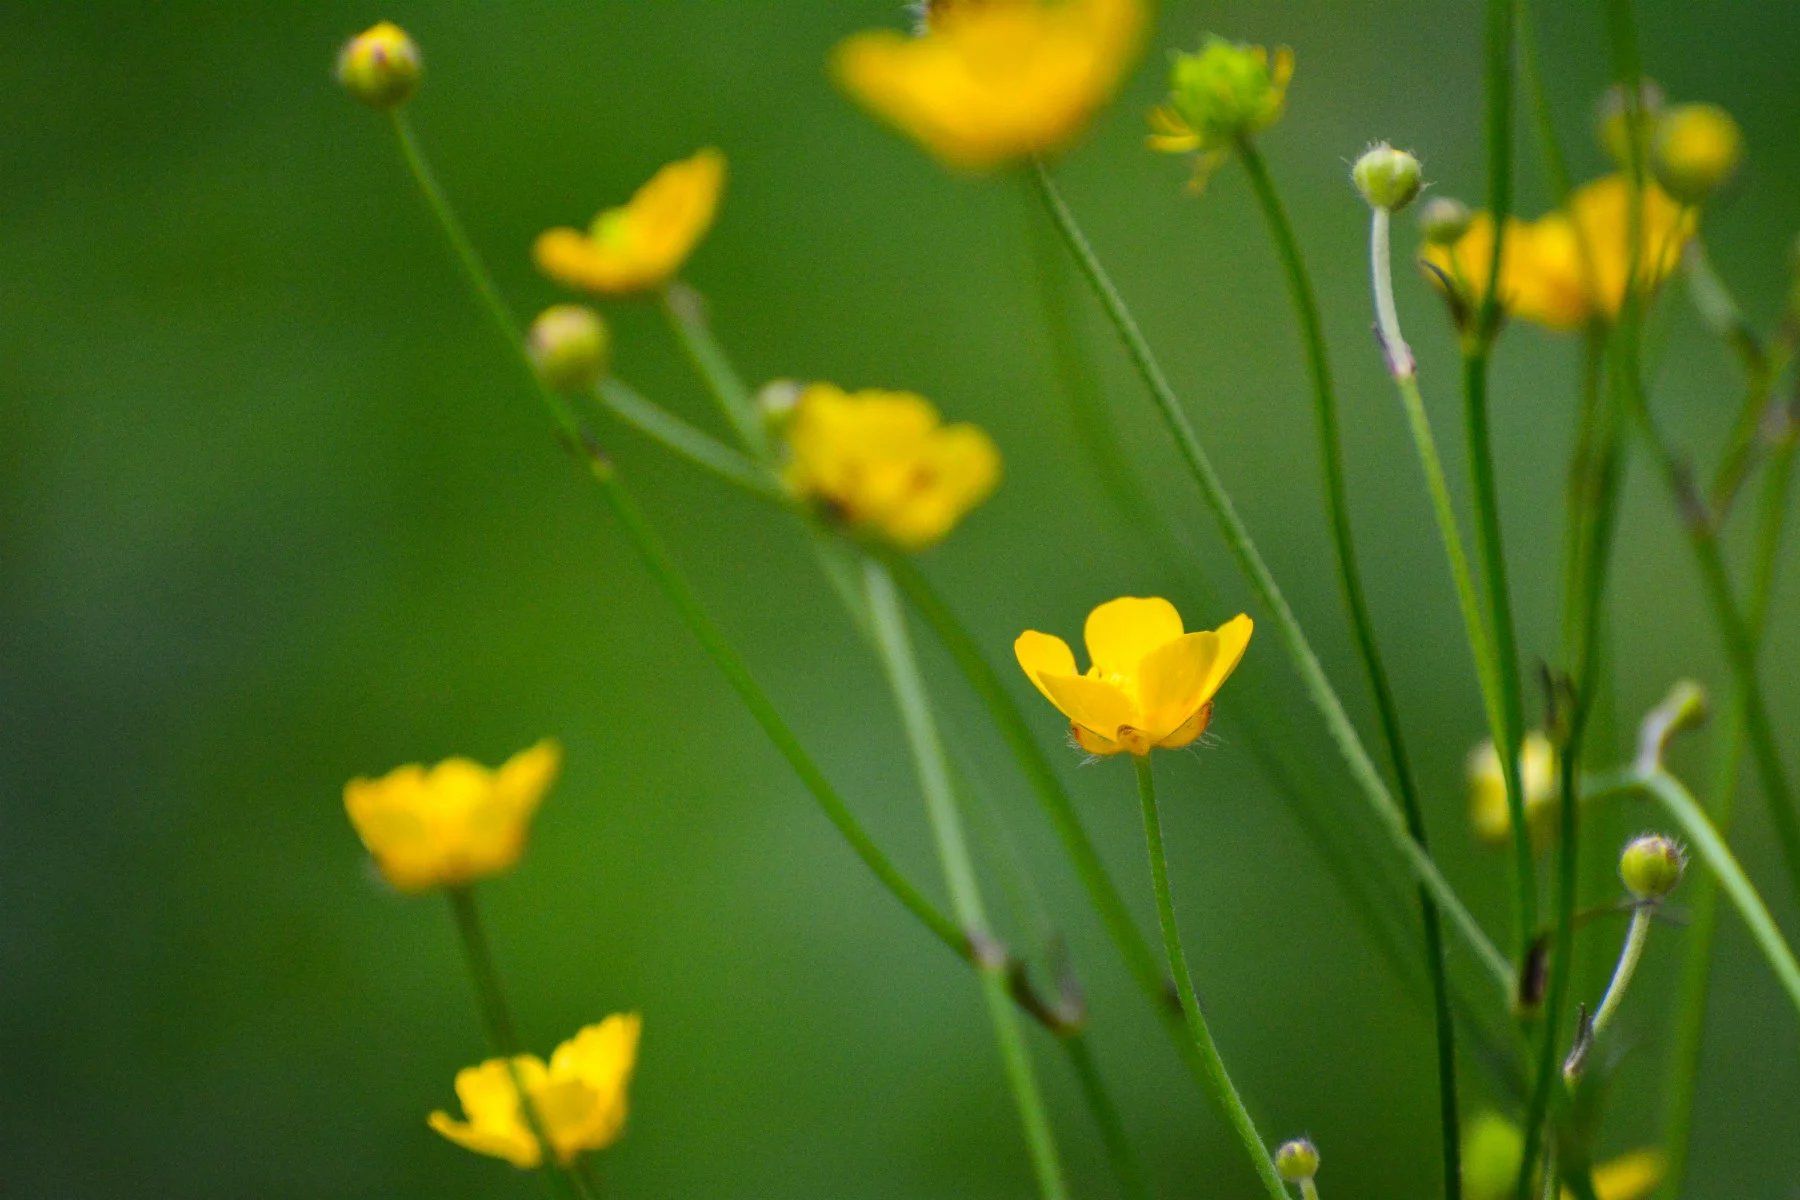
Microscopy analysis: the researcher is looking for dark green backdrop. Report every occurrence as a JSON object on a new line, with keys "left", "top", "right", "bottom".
{"left": 4, "top": 2, "right": 1796, "bottom": 1197}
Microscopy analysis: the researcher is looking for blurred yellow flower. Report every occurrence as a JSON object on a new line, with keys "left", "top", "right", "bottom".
{"left": 1467, "top": 731, "right": 1559, "bottom": 848}
{"left": 1424, "top": 176, "right": 1694, "bottom": 333}
{"left": 833, "top": 0, "right": 1144, "bottom": 171}
{"left": 1148, "top": 37, "right": 1293, "bottom": 189}
{"left": 343, "top": 741, "right": 560, "bottom": 893}
{"left": 336, "top": 21, "right": 422, "bottom": 110}
{"left": 429, "top": 1013, "right": 642, "bottom": 1168}
{"left": 1651, "top": 102, "right": 1742, "bottom": 205}
{"left": 1463, "top": 1111, "right": 1662, "bottom": 1200}
{"left": 782, "top": 384, "right": 1001, "bottom": 550}
{"left": 1015, "top": 598, "right": 1252, "bottom": 756}
{"left": 534, "top": 149, "right": 725, "bottom": 295}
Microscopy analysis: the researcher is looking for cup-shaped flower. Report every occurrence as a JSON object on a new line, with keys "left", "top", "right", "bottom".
{"left": 343, "top": 740, "right": 560, "bottom": 893}
{"left": 781, "top": 384, "right": 1000, "bottom": 551}
{"left": 1148, "top": 37, "right": 1293, "bottom": 189}
{"left": 1015, "top": 598, "right": 1252, "bottom": 756}
{"left": 429, "top": 1014, "right": 642, "bottom": 1168}
{"left": 1467, "top": 731, "right": 1559, "bottom": 848}
{"left": 1421, "top": 175, "right": 1693, "bottom": 333}
{"left": 1463, "top": 1111, "right": 1662, "bottom": 1200}
{"left": 535, "top": 149, "right": 725, "bottom": 296}
{"left": 832, "top": 0, "right": 1145, "bottom": 171}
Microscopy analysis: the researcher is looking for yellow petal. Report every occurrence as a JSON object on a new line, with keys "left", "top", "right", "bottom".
{"left": 1586, "top": 1149, "right": 1664, "bottom": 1200}
{"left": 1134, "top": 630, "right": 1221, "bottom": 739}
{"left": 1200, "top": 613, "right": 1253, "bottom": 700}
{"left": 1038, "top": 672, "right": 1136, "bottom": 743}
{"left": 1083, "top": 596, "right": 1183, "bottom": 677}
{"left": 1015, "top": 631, "right": 1078, "bottom": 707}
{"left": 428, "top": 1110, "right": 542, "bottom": 1169}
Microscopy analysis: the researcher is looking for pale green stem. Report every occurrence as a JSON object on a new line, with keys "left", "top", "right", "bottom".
{"left": 659, "top": 282, "right": 769, "bottom": 458}
{"left": 863, "top": 559, "right": 1069, "bottom": 1200}
{"left": 1027, "top": 158, "right": 1510, "bottom": 994}
{"left": 1561, "top": 906, "right": 1651, "bottom": 1084}
{"left": 1131, "top": 756, "right": 1288, "bottom": 1200}
{"left": 592, "top": 378, "right": 782, "bottom": 502}
{"left": 446, "top": 888, "right": 594, "bottom": 1200}
{"left": 1300, "top": 1180, "right": 1322, "bottom": 1200}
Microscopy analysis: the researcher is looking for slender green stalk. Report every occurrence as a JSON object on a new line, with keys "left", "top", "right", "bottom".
{"left": 1300, "top": 1181, "right": 1321, "bottom": 1200}
{"left": 1224, "top": 155, "right": 1452, "bottom": 1194}
{"left": 1588, "top": 765, "right": 1800, "bottom": 1017}
{"left": 592, "top": 378, "right": 782, "bottom": 502}
{"left": 659, "top": 282, "right": 769, "bottom": 458}
{"left": 446, "top": 888, "right": 593, "bottom": 1200}
{"left": 1661, "top": 412, "right": 1798, "bottom": 1196}
{"left": 1562, "top": 907, "right": 1651, "bottom": 1083}
{"left": 1131, "top": 756, "right": 1288, "bottom": 1200}
{"left": 1028, "top": 157, "right": 1510, "bottom": 993}
{"left": 863, "top": 559, "right": 1069, "bottom": 1200}
{"left": 1063, "top": 1034, "right": 1154, "bottom": 1200}
{"left": 382, "top": 110, "right": 1089, "bottom": 1035}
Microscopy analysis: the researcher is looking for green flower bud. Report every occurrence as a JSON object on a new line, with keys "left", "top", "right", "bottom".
{"left": 1651, "top": 103, "right": 1743, "bottom": 205}
{"left": 1163, "top": 37, "right": 1294, "bottom": 148}
{"left": 337, "top": 22, "right": 422, "bottom": 110}
{"left": 1352, "top": 143, "right": 1423, "bottom": 212}
{"left": 1274, "top": 1138, "right": 1319, "bottom": 1182}
{"left": 1417, "top": 196, "right": 1473, "bottom": 246}
{"left": 756, "top": 378, "right": 804, "bottom": 438}
{"left": 1620, "top": 834, "right": 1687, "bottom": 901}
{"left": 527, "top": 305, "right": 611, "bottom": 392}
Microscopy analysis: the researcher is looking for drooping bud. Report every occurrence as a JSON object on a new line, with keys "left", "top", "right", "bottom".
{"left": 527, "top": 305, "right": 611, "bottom": 392}
{"left": 1417, "top": 196, "right": 1473, "bottom": 246}
{"left": 1274, "top": 1138, "right": 1319, "bottom": 1183}
{"left": 1352, "top": 143, "right": 1424, "bottom": 212}
{"left": 1651, "top": 103, "right": 1743, "bottom": 206}
{"left": 336, "top": 22, "right": 422, "bottom": 110}
{"left": 1620, "top": 834, "right": 1687, "bottom": 901}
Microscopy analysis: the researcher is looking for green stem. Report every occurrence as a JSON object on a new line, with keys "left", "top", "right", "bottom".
{"left": 382, "top": 109, "right": 1085, "bottom": 1033}
{"left": 1563, "top": 906, "right": 1651, "bottom": 1083}
{"left": 1131, "top": 756, "right": 1288, "bottom": 1200}
{"left": 1063, "top": 1035, "right": 1154, "bottom": 1200}
{"left": 659, "top": 282, "right": 769, "bottom": 459}
{"left": 1237, "top": 141, "right": 1457, "bottom": 1199}
{"left": 1027, "top": 157, "right": 1511, "bottom": 994}
{"left": 592, "top": 378, "right": 782, "bottom": 502}
{"left": 445, "top": 889, "right": 593, "bottom": 1200}
{"left": 863, "top": 559, "right": 1069, "bottom": 1200}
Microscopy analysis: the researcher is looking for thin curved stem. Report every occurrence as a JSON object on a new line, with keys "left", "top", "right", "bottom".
{"left": 1028, "top": 157, "right": 1510, "bottom": 994}
{"left": 1563, "top": 906, "right": 1651, "bottom": 1084}
{"left": 660, "top": 282, "right": 769, "bottom": 459}
{"left": 592, "top": 378, "right": 782, "bottom": 502}
{"left": 863, "top": 560, "right": 1069, "bottom": 1200}
{"left": 1239, "top": 141, "right": 1457, "bottom": 1200}
{"left": 446, "top": 888, "right": 594, "bottom": 1200}
{"left": 1132, "top": 757, "right": 1287, "bottom": 1200}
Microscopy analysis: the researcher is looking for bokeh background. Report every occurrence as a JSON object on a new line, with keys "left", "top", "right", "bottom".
{"left": 5, "top": 2, "right": 1798, "bottom": 1196}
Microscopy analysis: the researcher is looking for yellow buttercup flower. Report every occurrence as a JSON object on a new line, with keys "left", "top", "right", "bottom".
{"left": 1463, "top": 1112, "right": 1661, "bottom": 1200}
{"left": 343, "top": 741, "right": 560, "bottom": 893}
{"left": 781, "top": 384, "right": 1001, "bottom": 551}
{"left": 1015, "top": 598, "right": 1252, "bottom": 756}
{"left": 429, "top": 1014, "right": 642, "bottom": 1168}
{"left": 1467, "top": 731, "right": 1559, "bottom": 848}
{"left": 534, "top": 149, "right": 725, "bottom": 296}
{"left": 1422, "top": 176, "right": 1694, "bottom": 333}
{"left": 833, "top": 0, "right": 1145, "bottom": 171}
{"left": 1148, "top": 37, "right": 1293, "bottom": 189}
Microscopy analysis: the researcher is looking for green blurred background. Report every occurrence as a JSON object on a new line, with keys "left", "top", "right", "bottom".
{"left": 5, "top": 2, "right": 1797, "bottom": 1196}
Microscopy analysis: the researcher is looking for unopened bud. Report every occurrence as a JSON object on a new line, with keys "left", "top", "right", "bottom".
{"left": 1274, "top": 1138, "right": 1319, "bottom": 1182}
{"left": 336, "top": 22, "right": 422, "bottom": 110}
{"left": 1352, "top": 143, "right": 1423, "bottom": 212}
{"left": 1620, "top": 834, "right": 1687, "bottom": 901}
{"left": 1418, "top": 196, "right": 1472, "bottom": 246}
{"left": 527, "top": 305, "right": 610, "bottom": 392}
{"left": 1651, "top": 103, "right": 1743, "bottom": 206}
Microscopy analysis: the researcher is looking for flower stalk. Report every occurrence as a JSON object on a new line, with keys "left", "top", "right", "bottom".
{"left": 1133, "top": 756, "right": 1289, "bottom": 1200}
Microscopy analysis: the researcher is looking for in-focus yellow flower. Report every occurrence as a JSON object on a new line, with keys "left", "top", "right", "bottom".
{"left": 1651, "top": 102, "right": 1743, "bottom": 206}
{"left": 1015, "top": 598, "right": 1252, "bottom": 756}
{"left": 833, "top": 0, "right": 1145, "bottom": 171}
{"left": 1422, "top": 175, "right": 1694, "bottom": 333}
{"left": 343, "top": 741, "right": 560, "bottom": 893}
{"left": 534, "top": 149, "right": 725, "bottom": 296}
{"left": 1467, "top": 731, "right": 1560, "bottom": 848}
{"left": 781, "top": 384, "right": 1001, "bottom": 551}
{"left": 1463, "top": 1112, "right": 1662, "bottom": 1200}
{"left": 429, "top": 1014, "right": 642, "bottom": 1168}
{"left": 1148, "top": 37, "right": 1293, "bottom": 189}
